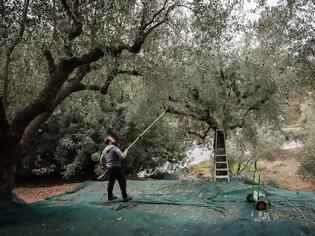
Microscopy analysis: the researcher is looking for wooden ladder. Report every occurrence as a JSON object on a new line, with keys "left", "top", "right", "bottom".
{"left": 214, "top": 128, "right": 230, "bottom": 182}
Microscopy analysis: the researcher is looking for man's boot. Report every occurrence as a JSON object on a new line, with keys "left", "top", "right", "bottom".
{"left": 123, "top": 195, "right": 132, "bottom": 202}
{"left": 108, "top": 195, "right": 118, "bottom": 201}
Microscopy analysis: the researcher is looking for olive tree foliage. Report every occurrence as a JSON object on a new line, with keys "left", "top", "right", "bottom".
{"left": 226, "top": 0, "right": 315, "bottom": 174}
{"left": 228, "top": 127, "right": 284, "bottom": 175}
{"left": 20, "top": 76, "right": 186, "bottom": 179}
{"left": 0, "top": 0, "right": 197, "bottom": 192}
{"left": 298, "top": 100, "right": 315, "bottom": 184}
{"left": 131, "top": 0, "right": 249, "bottom": 130}
{"left": 0, "top": 0, "right": 30, "bottom": 109}
{"left": 255, "top": 0, "right": 315, "bottom": 89}
{"left": 257, "top": 0, "right": 315, "bottom": 180}
{"left": 1, "top": 0, "right": 180, "bottom": 114}
{"left": 144, "top": 0, "right": 295, "bottom": 135}
{"left": 134, "top": 0, "right": 313, "bottom": 174}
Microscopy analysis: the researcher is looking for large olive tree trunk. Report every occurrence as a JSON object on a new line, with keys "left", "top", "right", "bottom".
{"left": 0, "top": 101, "right": 21, "bottom": 195}
{"left": 0, "top": 143, "right": 21, "bottom": 194}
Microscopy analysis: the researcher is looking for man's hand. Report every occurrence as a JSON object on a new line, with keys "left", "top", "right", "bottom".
{"left": 123, "top": 148, "right": 128, "bottom": 157}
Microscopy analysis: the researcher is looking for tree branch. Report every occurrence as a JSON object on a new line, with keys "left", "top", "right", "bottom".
{"left": 13, "top": 0, "right": 30, "bottom": 47}
{"left": 143, "top": 3, "right": 175, "bottom": 38}
{"left": 168, "top": 94, "right": 219, "bottom": 131}
{"left": 124, "top": 2, "right": 175, "bottom": 54}
{"left": 227, "top": 91, "right": 274, "bottom": 131}
{"left": 43, "top": 49, "right": 56, "bottom": 74}
{"left": 246, "top": 94, "right": 270, "bottom": 112}
{"left": 61, "top": 0, "right": 83, "bottom": 56}
{"left": 188, "top": 125, "right": 211, "bottom": 140}
{"left": 77, "top": 83, "right": 100, "bottom": 91}
{"left": 169, "top": 107, "right": 214, "bottom": 127}
{"left": 2, "top": 0, "right": 30, "bottom": 109}
{"left": 20, "top": 63, "right": 139, "bottom": 147}
{"left": 61, "top": 0, "right": 74, "bottom": 21}
{"left": 117, "top": 69, "right": 142, "bottom": 76}
{"left": 68, "top": 64, "right": 91, "bottom": 82}
{"left": 15, "top": 1, "right": 173, "bottom": 144}
{"left": 220, "top": 68, "right": 242, "bottom": 103}
{"left": 143, "top": 0, "right": 169, "bottom": 29}
{"left": 143, "top": 19, "right": 168, "bottom": 38}
{"left": 20, "top": 81, "right": 100, "bottom": 146}
{"left": 239, "top": 159, "right": 252, "bottom": 174}
{"left": 20, "top": 59, "right": 104, "bottom": 147}
{"left": 70, "top": 47, "right": 105, "bottom": 68}
{"left": 12, "top": 46, "right": 113, "bottom": 140}
{"left": 100, "top": 66, "right": 118, "bottom": 95}
{"left": 0, "top": 97, "right": 9, "bottom": 140}
{"left": 139, "top": 0, "right": 147, "bottom": 31}
{"left": 205, "top": 109, "right": 220, "bottom": 129}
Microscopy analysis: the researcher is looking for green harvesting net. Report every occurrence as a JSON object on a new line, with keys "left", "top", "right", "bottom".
{"left": 1, "top": 180, "right": 315, "bottom": 236}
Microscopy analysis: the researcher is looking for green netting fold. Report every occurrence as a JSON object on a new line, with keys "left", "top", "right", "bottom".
{"left": 1, "top": 180, "right": 315, "bottom": 236}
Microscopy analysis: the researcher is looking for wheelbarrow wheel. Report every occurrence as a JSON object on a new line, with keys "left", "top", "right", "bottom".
{"left": 246, "top": 193, "right": 254, "bottom": 202}
{"left": 256, "top": 197, "right": 267, "bottom": 211}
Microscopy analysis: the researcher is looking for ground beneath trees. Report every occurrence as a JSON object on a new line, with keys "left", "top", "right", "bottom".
{"left": 14, "top": 149, "right": 314, "bottom": 203}
{"left": 259, "top": 150, "right": 314, "bottom": 191}
{"left": 14, "top": 183, "right": 77, "bottom": 203}
{"left": 189, "top": 150, "right": 314, "bottom": 191}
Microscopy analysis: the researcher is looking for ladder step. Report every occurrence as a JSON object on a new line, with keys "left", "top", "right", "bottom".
{"left": 214, "top": 128, "right": 230, "bottom": 182}
{"left": 216, "top": 164, "right": 227, "bottom": 168}
{"left": 215, "top": 175, "right": 229, "bottom": 179}
{"left": 216, "top": 128, "right": 225, "bottom": 131}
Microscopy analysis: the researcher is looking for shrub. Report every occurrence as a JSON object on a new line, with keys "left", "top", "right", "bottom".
{"left": 18, "top": 94, "right": 186, "bottom": 179}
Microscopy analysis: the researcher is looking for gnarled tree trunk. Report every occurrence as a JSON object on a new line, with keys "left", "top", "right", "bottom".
{"left": 0, "top": 157, "right": 17, "bottom": 194}
{"left": 0, "top": 136, "right": 22, "bottom": 195}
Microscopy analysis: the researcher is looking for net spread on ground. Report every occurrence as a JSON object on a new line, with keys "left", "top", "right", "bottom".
{"left": 1, "top": 180, "right": 315, "bottom": 235}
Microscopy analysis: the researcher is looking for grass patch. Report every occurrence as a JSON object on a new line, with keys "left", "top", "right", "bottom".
{"left": 189, "top": 160, "right": 210, "bottom": 173}
{"left": 284, "top": 104, "right": 301, "bottom": 126}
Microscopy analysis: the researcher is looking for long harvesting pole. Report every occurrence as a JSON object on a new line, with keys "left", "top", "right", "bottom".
{"left": 127, "top": 109, "right": 168, "bottom": 150}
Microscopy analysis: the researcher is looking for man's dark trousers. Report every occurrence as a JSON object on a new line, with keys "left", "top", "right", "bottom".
{"left": 107, "top": 166, "right": 127, "bottom": 199}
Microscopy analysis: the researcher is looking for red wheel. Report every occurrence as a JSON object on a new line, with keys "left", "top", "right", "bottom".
{"left": 246, "top": 193, "right": 254, "bottom": 202}
{"left": 256, "top": 200, "right": 267, "bottom": 211}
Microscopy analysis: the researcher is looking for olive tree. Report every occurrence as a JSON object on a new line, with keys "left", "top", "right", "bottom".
{"left": 0, "top": 0, "right": 181, "bottom": 195}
